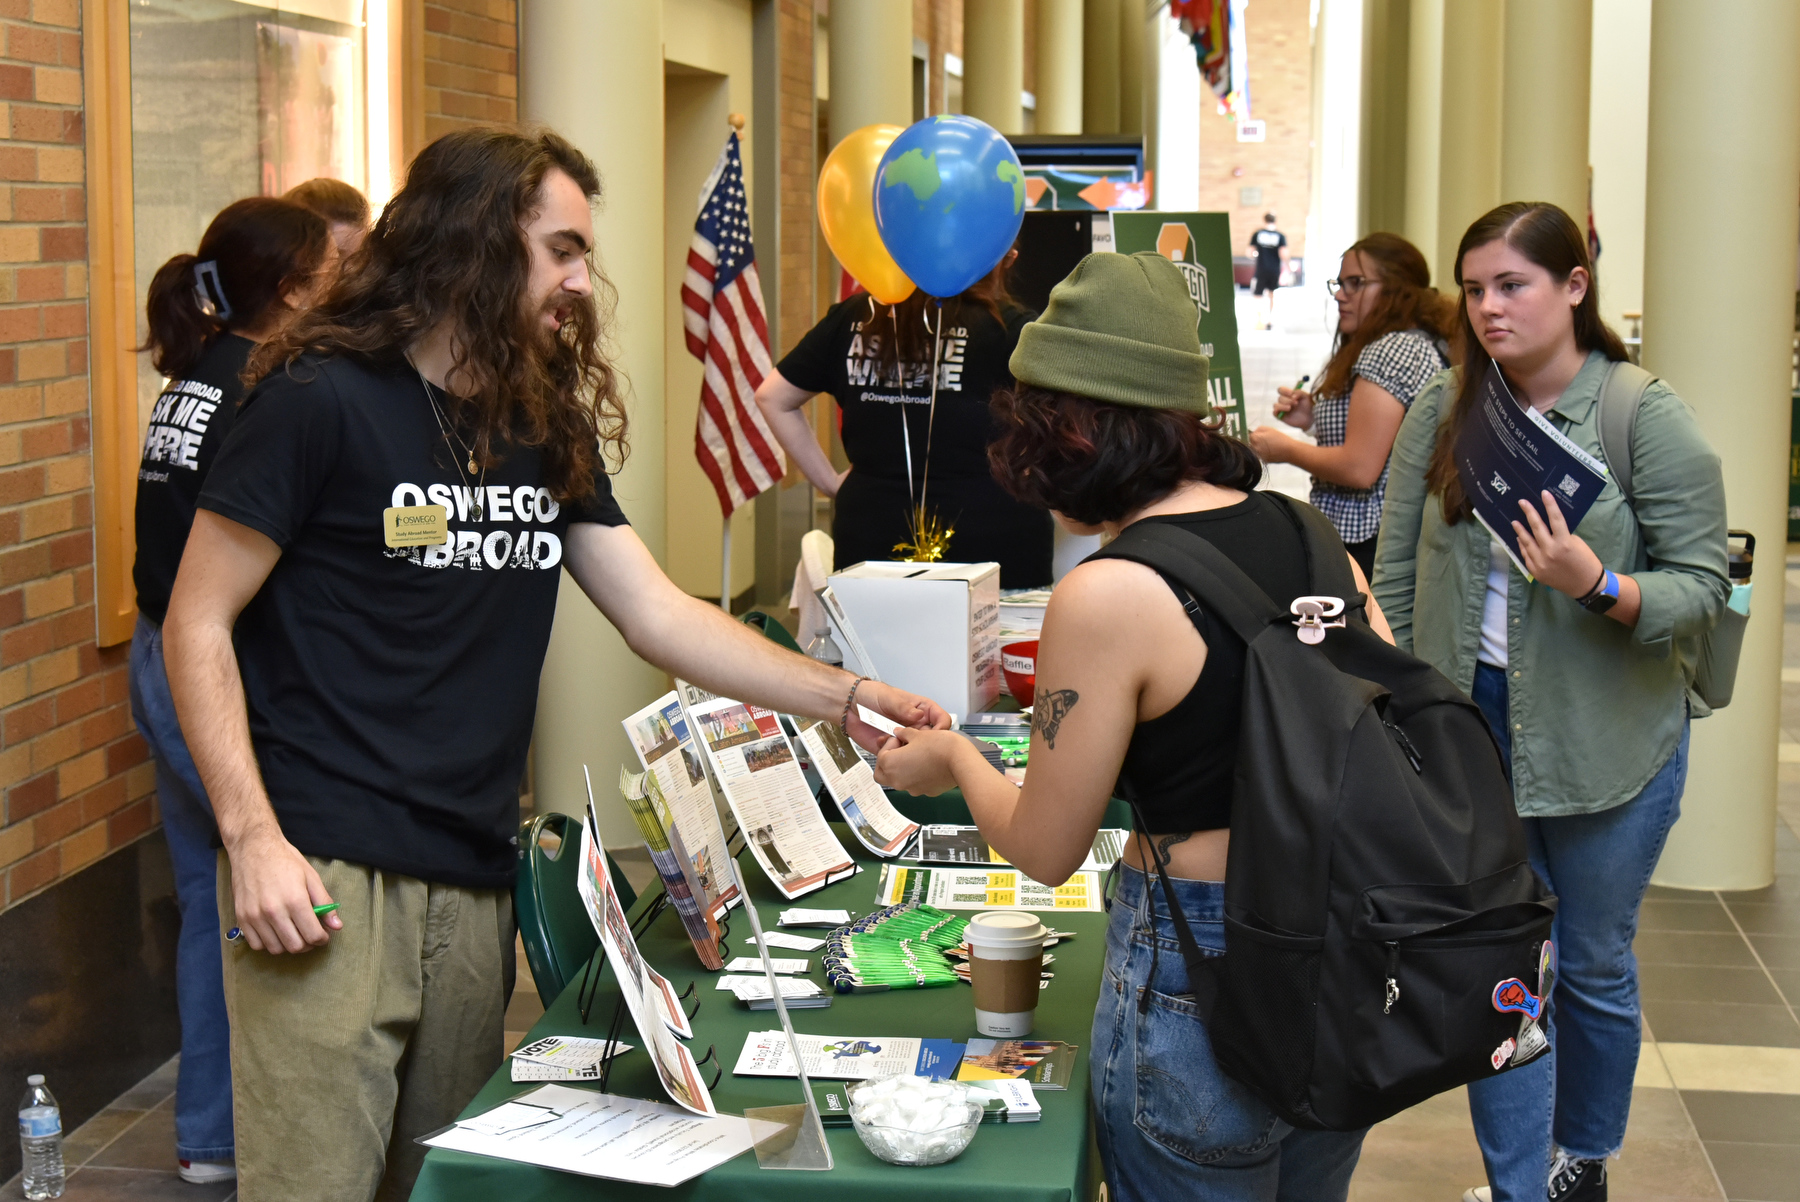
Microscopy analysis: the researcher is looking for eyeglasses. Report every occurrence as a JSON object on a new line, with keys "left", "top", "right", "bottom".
{"left": 1328, "top": 275, "right": 1372, "bottom": 295}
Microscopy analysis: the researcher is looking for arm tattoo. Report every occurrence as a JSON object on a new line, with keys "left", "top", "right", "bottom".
{"left": 1032, "top": 688, "right": 1079, "bottom": 749}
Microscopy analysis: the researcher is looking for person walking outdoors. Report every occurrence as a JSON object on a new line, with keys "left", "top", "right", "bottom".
{"left": 161, "top": 128, "right": 947, "bottom": 1202}
{"left": 755, "top": 253, "right": 1053, "bottom": 586}
{"left": 130, "top": 196, "right": 336, "bottom": 1185}
{"left": 871, "top": 252, "right": 1391, "bottom": 1201}
{"left": 1248, "top": 213, "right": 1288, "bottom": 329}
{"left": 1372, "top": 202, "right": 1729, "bottom": 1202}
{"left": 1248, "top": 233, "right": 1455, "bottom": 578}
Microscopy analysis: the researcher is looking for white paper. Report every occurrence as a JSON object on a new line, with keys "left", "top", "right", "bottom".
{"left": 746, "top": 932, "right": 825, "bottom": 952}
{"left": 458, "top": 1100, "right": 563, "bottom": 1136}
{"left": 423, "top": 1084, "right": 753, "bottom": 1187}
{"left": 622, "top": 692, "right": 739, "bottom": 917}
{"left": 877, "top": 864, "right": 1104, "bottom": 912}
{"left": 716, "top": 975, "right": 827, "bottom": 999}
{"left": 779, "top": 908, "right": 851, "bottom": 927}
{"left": 574, "top": 813, "right": 716, "bottom": 1116}
{"left": 510, "top": 1035, "right": 630, "bottom": 1070}
{"left": 797, "top": 716, "right": 920, "bottom": 856}
{"left": 911, "top": 825, "right": 1126, "bottom": 872}
{"left": 723, "top": 956, "right": 807, "bottom": 974}
{"left": 676, "top": 681, "right": 856, "bottom": 899}
{"left": 509, "top": 1051, "right": 632, "bottom": 1083}
{"left": 733, "top": 1032, "right": 923, "bottom": 1081}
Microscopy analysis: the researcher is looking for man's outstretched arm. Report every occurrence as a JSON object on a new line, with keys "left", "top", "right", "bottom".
{"left": 163, "top": 510, "right": 341, "bottom": 954}
{"left": 563, "top": 521, "right": 950, "bottom": 748}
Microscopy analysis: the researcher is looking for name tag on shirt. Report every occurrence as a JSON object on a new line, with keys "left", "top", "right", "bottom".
{"left": 383, "top": 504, "right": 449, "bottom": 547}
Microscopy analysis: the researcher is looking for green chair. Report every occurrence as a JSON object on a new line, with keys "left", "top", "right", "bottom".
{"left": 740, "top": 609, "right": 803, "bottom": 653}
{"left": 516, "top": 811, "right": 638, "bottom": 1008}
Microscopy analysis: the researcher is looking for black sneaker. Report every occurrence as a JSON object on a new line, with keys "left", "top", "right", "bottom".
{"left": 1547, "top": 1150, "right": 1607, "bottom": 1201}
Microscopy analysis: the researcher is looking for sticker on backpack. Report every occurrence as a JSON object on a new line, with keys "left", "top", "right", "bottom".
{"left": 1491, "top": 978, "right": 1543, "bottom": 1020}
{"left": 1511, "top": 1016, "right": 1548, "bottom": 1065}
{"left": 1490, "top": 1038, "right": 1516, "bottom": 1070}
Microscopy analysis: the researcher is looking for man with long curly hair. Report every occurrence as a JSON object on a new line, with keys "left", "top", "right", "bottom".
{"left": 160, "top": 128, "right": 947, "bottom": 1201}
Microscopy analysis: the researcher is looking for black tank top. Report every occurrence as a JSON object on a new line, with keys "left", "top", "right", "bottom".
{"left": 1115, "top": 492, "right": 1312, "bottom": 834}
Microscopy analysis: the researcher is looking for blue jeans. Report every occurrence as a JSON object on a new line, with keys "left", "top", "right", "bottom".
{"left": 129, "top": 615, "right": 234, "bottom": 1163}
{"left": 1466, "top": 662, "right": 1686, "bottom": 1201}
{"left": 1091, "top": 864, "right": 1367, "bottom": 1201}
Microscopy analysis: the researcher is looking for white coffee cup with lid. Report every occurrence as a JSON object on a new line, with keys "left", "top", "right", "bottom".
{"left": 964, "top": 911, "right": 1048, "bottom": 1037}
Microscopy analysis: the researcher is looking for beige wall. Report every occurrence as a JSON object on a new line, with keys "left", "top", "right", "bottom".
{"left": 1588, "top": 0, "right": 1651, "bottom": 329}
{"left": 664, "top": 0, "right": 759, "bottom": 602}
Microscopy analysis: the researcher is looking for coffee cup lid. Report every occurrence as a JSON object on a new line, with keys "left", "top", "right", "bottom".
{"left": 965, "top": 911, "right": 1047, "bottom": 947}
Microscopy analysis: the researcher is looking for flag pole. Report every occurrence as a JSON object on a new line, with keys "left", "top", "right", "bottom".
{"left": 720, "top": 517, "right": 732, "bottom": 612}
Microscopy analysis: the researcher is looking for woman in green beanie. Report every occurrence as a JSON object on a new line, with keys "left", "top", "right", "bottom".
{"left": 875, "top": 251, "right": 1389, "bottom": 1201}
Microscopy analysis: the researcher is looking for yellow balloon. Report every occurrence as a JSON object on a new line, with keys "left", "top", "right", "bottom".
{"left": 818, "top": 124, "right": 916, "bottom": 305}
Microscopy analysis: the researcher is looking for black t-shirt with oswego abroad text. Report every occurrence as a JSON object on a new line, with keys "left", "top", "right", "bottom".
{"left": 133, "top": 333, "right": 254, "bottom": 624}
{"left": 197, "top": 353, "right": 628, "bottom": 888}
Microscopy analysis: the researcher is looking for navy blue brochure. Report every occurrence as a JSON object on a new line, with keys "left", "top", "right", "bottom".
{"left": 1452, "top": 362, "right": 1609, "bottom": 580}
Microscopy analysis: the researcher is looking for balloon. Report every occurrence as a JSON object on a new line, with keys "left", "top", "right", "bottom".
{"left": 817, "top": 125, "right": 916, "bottom": 305}
{"left": 873, "top": 115, "right": 1026, "bottom": 299}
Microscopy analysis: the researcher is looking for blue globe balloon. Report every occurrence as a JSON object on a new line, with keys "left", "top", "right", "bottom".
{"left": 873, "top": 115, "right": 1026, "bottom": 300}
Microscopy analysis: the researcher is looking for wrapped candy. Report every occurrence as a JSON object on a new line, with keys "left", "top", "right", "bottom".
{"left": 847, "top": 1074, "right": 983, "bottom": 1166}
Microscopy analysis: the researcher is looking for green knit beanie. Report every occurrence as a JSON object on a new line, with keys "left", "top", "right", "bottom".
{"left": 1010, "top": 251, "right": 1212, "bottom": 415}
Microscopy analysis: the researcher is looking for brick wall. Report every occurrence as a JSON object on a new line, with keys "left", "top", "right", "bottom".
{"left": 0, "top": 0, "right": 154, "bottom": 908}
{"left": 1195, "top": 0, "right": 1313, "bottom": 259}
{"left": 423, "top": 0, "right": 518, "bottom": 143}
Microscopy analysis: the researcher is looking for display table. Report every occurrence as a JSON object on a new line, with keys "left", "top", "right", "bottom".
{"left": 409, "top": 815, "right": 1106, "bottom": 1201}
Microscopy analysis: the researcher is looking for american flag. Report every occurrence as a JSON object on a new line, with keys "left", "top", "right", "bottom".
{"left": 683, "top": 132, "right": 784, "bottom": 516}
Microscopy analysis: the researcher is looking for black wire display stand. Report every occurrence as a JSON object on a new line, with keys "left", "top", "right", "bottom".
{"left": 572, "top": 931, "right": 727, "bottom": 1095}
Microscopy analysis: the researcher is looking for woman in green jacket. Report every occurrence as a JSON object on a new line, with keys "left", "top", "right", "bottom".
{"left": 1372, "top": 202, "right": 1728, "bottom": 1202}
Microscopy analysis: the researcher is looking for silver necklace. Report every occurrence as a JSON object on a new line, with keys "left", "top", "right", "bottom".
{"left": 414, "top": 363, "right": 486, "bottom": 520}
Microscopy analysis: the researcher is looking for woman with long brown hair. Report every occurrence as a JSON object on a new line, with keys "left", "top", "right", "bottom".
{"left": 1372, "top": 203, "right": 1729, "bottom": 1202}
{"left": 755, "top": 253, "right": 1053, "bottom": 587}
{"left": 1248, "top": 232, "right": 1456, "bottom": 577}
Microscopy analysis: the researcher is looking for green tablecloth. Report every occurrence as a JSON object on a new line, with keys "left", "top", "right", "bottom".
{"left": 410, "top": 815, "right": 1107, "bottom": 1201}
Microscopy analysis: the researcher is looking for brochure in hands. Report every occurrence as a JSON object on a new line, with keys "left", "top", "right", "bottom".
{"left": 794, "top": 715, "right": 920, "bottom": 856}
{"left": 1453, "top": 361, "right": 1608, "bottom": 579}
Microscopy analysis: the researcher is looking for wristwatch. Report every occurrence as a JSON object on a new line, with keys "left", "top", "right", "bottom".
{"left": 1579, "top": 568, "right": 1620, "bottom": 615}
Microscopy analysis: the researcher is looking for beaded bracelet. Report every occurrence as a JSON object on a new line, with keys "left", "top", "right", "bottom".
{"left": 840, "top": 675, "right": 869, "bottom": 732}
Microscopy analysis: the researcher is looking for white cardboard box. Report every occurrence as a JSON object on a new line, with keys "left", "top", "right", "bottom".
{"left": 827, "top": 561, "right": 1002, "bottom": 718}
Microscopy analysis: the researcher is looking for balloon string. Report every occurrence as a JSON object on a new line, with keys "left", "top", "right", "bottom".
{"left": 891, "top": 307, "right": 915, "bottom": 519}
{"left": 919, "top": 300, "right": 944, "bottom": 533}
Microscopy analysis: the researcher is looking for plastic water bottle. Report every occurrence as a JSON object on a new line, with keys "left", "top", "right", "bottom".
{"left": 808, "top": 623, "right": 843, "bottom": 667}
{"left": 18, "top": 1075, "right": 64, "bottom": 1199}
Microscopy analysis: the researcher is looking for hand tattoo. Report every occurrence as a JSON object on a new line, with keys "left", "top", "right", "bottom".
{"left": 1032, "top": 688, "right": 1079, "bottom": 749}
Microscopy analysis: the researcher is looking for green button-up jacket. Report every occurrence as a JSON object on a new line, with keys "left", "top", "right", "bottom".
{"left": 1371, "top": 351, "right": 1729, "bottom": 817}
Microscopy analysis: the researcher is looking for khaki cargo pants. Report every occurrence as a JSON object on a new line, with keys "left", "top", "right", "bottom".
{"left": 218, "top": 854, "right": 515, "bottom": 1202}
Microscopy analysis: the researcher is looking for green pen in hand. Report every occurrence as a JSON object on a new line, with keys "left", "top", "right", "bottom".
{"left": 226, "top": 903, "right": 339, "bottom": 942}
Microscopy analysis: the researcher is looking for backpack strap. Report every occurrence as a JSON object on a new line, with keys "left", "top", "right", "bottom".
{"left": 1090, "top": 521, "right": 1286, "bottom": 646}
{"left": 1596, "top": 360, "right": 1654, "bottom": 507}
{"left": 1263, "top": 491, "right": 1361, "bottom": 601}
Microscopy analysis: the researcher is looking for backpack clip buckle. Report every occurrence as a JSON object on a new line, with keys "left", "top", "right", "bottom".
{"left": 1291, "top": 596, "right": 1346, "bottom": 645}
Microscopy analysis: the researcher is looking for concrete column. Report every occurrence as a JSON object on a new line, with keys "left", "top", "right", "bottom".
{"left": 965, "top": 0, "right": 1025, "bottom": 134}
{"left": 1117, "top": 0, "right": 1144, "bottom": 135}
{"left": 1149, "top": 1, "right": 1198, "bottom": 209}
{"left": 1403, "top": 0, "right": 1502, "bottom": 284}
{"left": 828, "top": 0, "right": 913, "bottom": 147}
{"left": 1083, "top": 0, "right": 1121, "bottom": 133}
{"left": 1588, "top": 0, "right": 1653, "bottom": 328}
{"left": 1500, "top": 0, "right": 1591, "bottom": 221}
{"left": 1312, "top": 0, "right": 1365, "bottom": 267}
{"left": 1036, "top": 0, "right": 1084, "bottom": 134}
{"left": 519, "top": 0, "right": 671, "bottom": 843}
{"left": 1358, "top": 0, "right": 1410, "bottom": 239}
{"left": 1643, "top": 0, "right": 1800, "bottom": 891}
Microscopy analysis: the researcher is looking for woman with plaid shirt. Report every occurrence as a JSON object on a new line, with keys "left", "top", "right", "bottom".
{"left": 1249, "top": 233, "right": 1456, "bottom": 578}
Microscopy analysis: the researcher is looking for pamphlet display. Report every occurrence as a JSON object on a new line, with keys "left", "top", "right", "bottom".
{"left": 877, "top": 864, "right": 1105, "bottom": 913}
{"left": 622, "top": 692, "right": 739, "bottom": 917}
{"left": 677, "top": 680, "right": 857, "bottom": 899}
{"left": 910, "top": 825, "right": 1126, "bottom": 872}
{"left": 420, "top": 1084, "right": 754, "bottom": 1187}
{"left": 795, "top": 715, "right": 920, "bottom": 856}
{"left": 733, "top": 1032, "right": 966, "bottom": 1081}
{"left": 573, "top": 811, "right": 717, "bottom": 1116}
{"left": 1454, "top": 361, "right": 1608, "bottom": 578}
{"left": 619, "top": 766, "right": 725, "bottom": 969}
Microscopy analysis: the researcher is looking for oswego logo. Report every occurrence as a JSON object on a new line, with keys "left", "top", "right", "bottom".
{"left": 382, "top": 481, "right": 563, "bottom": 571}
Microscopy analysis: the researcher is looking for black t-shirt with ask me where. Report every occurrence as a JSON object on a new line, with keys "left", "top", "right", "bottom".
{"left": 197, "top": 353, "right": 628, "bottom": 889}
{"left": 133, "top": 333, "right": 254, "bottom": 624}
{"left": 776, "top": 294, "right": 1034, "bottom": 481}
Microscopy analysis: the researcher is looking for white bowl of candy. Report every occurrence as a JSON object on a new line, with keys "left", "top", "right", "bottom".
{"left": 847, "top": 1074, "right": 983, "bottom": 1166}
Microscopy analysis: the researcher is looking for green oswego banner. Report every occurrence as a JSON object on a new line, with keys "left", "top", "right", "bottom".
{"left": 1109, "top": 212, "right": 1246, "bottom": 437}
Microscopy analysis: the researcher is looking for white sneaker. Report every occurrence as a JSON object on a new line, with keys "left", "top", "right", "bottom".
{"left": 178, "top": 1159, "right": 237, "bottom": 1184}
{"left": 1460, "top": 1189, "right": 1491, "bottom": 1202}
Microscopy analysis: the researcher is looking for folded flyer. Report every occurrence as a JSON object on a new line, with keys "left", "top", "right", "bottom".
{"left": 1453, "top": 360, "right": 1608, "bottom": 579}
{"left": 954, "top": 1040, "right": 1079, "bottom": 1090}
{"left": 677, "top": 681, "right": 857, "bottom": 899}
{"left": 733, "top": 1031, "right": 966, "bottom": 1081}
{"left": 877, "top": 864, "right": 1104, "bottom": 912}
{"left": 795, "top": 715, "right": 920, "bottom": 856}
{"left": 618, "top": 766, "right": 724, "bottom": 969}
{"left": 622, "top": 692, "right": 739, "bottom": 918}
{"left": 968, "top": 1078, "right": 1042, "bottom": 1122}
{"left": 910, "top": 825, "right": 1126, "bottom": 872}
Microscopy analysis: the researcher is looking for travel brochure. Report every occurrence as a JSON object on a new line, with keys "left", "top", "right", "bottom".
{"left": 954, "top": 1040, "right": 1079, "bottom": 1090}
{"left": 794, "top": 714, "right": 920, "bottom": 856}
{"left": 677, "top": 680, "right": 858, "bottom": 899}
{"left": 621, "top": 691, "right": 739, "bottom": 918}
{"left": 732, "top": 1032, "right": 967, "bottom": 1081}
{"left": 876, "top": 864, "right": 1105, "bottom": 912}
{"left": 1453, "top": 360, "right": 1608, "bottom": 579}
{"left": 910, "top": 825, "right": 1127, "bottom": 872}
{"left": 617, "top": 766, "right": 725, "bottom": 970}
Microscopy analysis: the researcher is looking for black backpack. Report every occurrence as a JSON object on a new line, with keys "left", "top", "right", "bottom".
{"left": 1092, "top": 494, "right": 1557, "bottom": 1132}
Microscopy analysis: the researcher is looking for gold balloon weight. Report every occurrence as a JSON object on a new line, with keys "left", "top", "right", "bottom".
{"left": 893, "top": 504, "right": 954, "bottom": 563}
